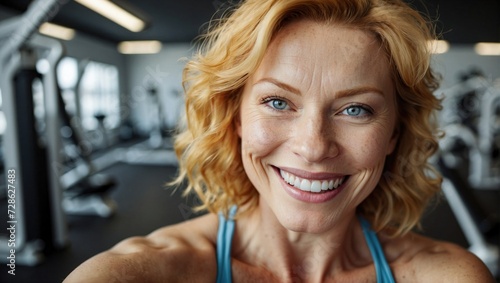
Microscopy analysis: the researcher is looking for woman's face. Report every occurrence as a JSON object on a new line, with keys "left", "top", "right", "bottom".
{"left": 237, "top": 20, "right": 398, "bottom": 233}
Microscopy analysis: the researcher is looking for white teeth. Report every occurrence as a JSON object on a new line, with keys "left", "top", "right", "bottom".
{"left": 300, "top": 179, "right": 311, "bottom": 191}
{"left": 280, "top": 169, "right": 345, "bottom": 193}
{"left": 294, "top": 177, "right": 301, "bottom": 188}
{"left": 311, "top": 181, "right": 321, "bottom": 193}
{"left": 321, "top": 181, "right": 329, "bottom": 191}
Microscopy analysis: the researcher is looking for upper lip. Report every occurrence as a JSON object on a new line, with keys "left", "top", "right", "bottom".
{"left": 274, "top": 166, "right": 347, "bottom": 180}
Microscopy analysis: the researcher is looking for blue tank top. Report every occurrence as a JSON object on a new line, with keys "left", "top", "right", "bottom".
{"left": 216, "top": 208, "right": 395, "bottom": 283}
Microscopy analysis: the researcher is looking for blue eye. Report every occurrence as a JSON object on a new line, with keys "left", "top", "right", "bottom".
{"left": 342, "top": 105, "right": 370, "bottom": 117}
{"left": 267, "top": 99, "right": 289, "bottom": 110}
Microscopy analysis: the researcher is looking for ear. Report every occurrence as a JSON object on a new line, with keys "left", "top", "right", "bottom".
{"left": 386, "top": 124, "right": 400, "bottom": 155}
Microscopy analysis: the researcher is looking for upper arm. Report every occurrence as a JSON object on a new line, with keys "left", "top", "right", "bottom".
{"left": 64, "top": 248, "right": 143, "bottom": 283}
{"left": 416, "top": 243, "right": 496, "bottom": 283}
{"left": 63, "top": 237, "right": 167, "bottom": 283}
{"left": 440, "top": 250, "right": 495, "bottom": 283}
{"left": 64, "top": 232, "right": 217, "bottom": 283}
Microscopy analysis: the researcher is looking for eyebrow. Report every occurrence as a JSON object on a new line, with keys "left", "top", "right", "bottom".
{"left": 335, "top": 86, "right": 385, "bottom": 99}
{"left": 253, "top": 78, "right": 385, "bottom": 98}
{"left": 253, "top": 78, "right": 301, "bottom": 95}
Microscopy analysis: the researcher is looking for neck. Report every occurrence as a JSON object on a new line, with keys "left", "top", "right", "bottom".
{"left": 232, "top": 200, "right": 371, "bottom": 281}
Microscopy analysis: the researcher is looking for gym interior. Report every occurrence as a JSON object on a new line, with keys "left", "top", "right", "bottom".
{"left": 0, "top": 0, "right": 499, "bottom": 282}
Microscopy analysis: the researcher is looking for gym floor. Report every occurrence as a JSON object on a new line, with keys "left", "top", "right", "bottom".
{"left": 0, "top": 159, "right": 499, "bottom": 283}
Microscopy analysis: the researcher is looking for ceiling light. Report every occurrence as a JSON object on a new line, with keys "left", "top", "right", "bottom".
{"left": 427, "top": 40, "right": 450, "bottom": 54}
{"left": 75, "top": 0, "right": 145, "bottom": 32}
{"left": 118, "top": 40, "right": 162, "bottom": 54}
{"left": 39, "top": 22, "right": 75, "bottom": 41}
{"left": 474, "top": 42, "right": 500, "bottom": 56}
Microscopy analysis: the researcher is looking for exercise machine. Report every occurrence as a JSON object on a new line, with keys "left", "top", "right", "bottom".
{"left": 439, "top": 76, "right": 500, "bottom": 189}
{"left": 436, "top": 73, "right": 500, "bottom": 276}
{"left": 57, "top": 74, "right": 117, "bottom": 218}
{"left": 0, "top": 0, "right": 69, "bottom": 265}
{"left": 114, "top": 84, "right": 179, "bottom": 166}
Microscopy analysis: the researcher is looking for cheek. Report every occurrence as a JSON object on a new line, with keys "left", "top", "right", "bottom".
{"left": 241, "top": 116, "right": 283, "bottom": 157}
{"left": 240, "top": 115, "right": 286, "bottom": 194}
{"left": 344, "top": 126, "right": 394, "bottom": 168}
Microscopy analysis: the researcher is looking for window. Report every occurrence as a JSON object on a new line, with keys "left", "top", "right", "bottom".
{"left": 57, "top": 58, "right": 120, "bottom": 131}
{"left": 57, "top": 57, "right": 79, "bottom": 116}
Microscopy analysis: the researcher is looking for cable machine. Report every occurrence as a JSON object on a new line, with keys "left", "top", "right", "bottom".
{"left": 0, "top": 0, "right": 68, "bottom": 265}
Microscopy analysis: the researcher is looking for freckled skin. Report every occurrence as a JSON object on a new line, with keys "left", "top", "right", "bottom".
{"left": 237, "top": 20, "right": 398, "bottom": 234}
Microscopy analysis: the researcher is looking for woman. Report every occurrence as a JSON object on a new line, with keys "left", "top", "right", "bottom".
{"left": 65, "top": 0, "right": 495, "bottom": 282}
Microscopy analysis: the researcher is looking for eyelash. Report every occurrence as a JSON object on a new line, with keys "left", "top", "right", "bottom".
{"left": 261, "top": 95, "right": 290, "bottom": 111}
{"left": 341, "top": 104, "right": 373, "bottom": 118}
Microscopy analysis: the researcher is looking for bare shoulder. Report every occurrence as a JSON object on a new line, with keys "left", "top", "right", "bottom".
{"left": 64, "top": 213, "right": 219, "bottom": 283}
{"left": 384, "top": 231, "right": 496, "bottom": 283}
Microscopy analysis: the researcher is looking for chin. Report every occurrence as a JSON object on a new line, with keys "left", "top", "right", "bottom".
{"left": 273, "top": 205, "right": 340, "bottom": 234}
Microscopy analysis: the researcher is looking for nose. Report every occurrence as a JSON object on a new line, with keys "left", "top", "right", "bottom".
{"left": 290, "top": 111, "right": 339, "bottom": 163}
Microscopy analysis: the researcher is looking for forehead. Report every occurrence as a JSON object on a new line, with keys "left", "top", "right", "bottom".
{"left": 275, "top": 20, "right": 381, "bottom": 57}
{"left": 251, "top": 20, "right": 393, "bottom": 94}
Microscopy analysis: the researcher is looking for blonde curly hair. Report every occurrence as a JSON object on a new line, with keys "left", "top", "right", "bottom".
{"left": 172, "top": 0, "right": 442, "bottom": 236}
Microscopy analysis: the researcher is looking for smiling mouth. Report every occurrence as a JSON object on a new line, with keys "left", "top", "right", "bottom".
{"left": 279, "top": 169, "right": 347, "bottom": 193}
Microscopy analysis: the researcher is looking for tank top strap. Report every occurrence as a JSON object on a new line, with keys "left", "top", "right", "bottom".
{"left": 358, "top": 216, "right": 396, "bottom": 283}
{"left": 216, "top": 206, "right": 237, "bottom": 283}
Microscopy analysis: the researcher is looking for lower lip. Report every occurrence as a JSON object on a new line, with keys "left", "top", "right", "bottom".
{"left": 275, "top": 168, "right": 347, "bottom": 203}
